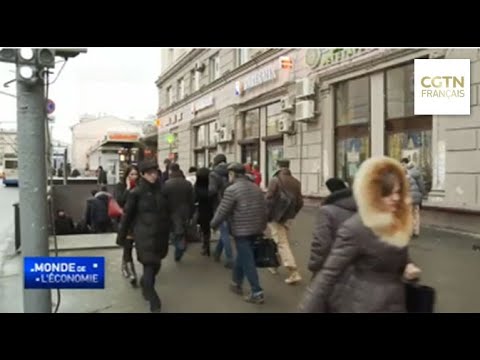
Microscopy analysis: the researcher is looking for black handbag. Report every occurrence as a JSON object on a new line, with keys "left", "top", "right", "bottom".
{"left": 252, "top": 237, "right": 280, "bottom": 268}
{"left": 405, "top": 281, "right": 436, "bottom": 313}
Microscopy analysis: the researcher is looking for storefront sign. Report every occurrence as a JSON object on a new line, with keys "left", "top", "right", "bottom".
{"left": 107, "top": 133, "right": 139, "bottom": 142}
{"left": 191, "top": 95, "right": 214, "bottom": 115}
{"left": 305, "top": 48, "right": 368, "bottom": 69}
{"left": 235, "top": 66, "right": 277, "bottom": 96}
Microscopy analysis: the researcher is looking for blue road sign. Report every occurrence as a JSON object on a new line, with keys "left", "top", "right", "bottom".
{"left": 46, "top": 99, "right": 55, "bottom": 114}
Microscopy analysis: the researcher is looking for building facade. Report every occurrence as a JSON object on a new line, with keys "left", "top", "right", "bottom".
{"left": 71, "top": 114, "right": 149, "bottom": 175}
{"left": 156, "top": 48, "right": 480, "bottom": 213}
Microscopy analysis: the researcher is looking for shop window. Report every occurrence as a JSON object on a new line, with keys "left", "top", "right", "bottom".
{"left": 208, "top": 149, "right": 217, "bottom": 168}
{"left": 334, "top": 76, "right": 371, "bottom": 185}
{"left": 195, "top": 125, "right": 206, "bottom": 148}
{"left": 241, "top": 143, "right": 259, "bottom": 166}
{"left": 243, "top": 109, "right": 260, "bottom": 138}
{"left": 194, "top": 151, "right": 206, "bottom": 169}
{"left": 335, "top": 76, "right": 370, "bottom": 126}
{"left": 266, "top": 102, "right": 282, "bottom": 137}
{"left": 385, "top": 63, "right": 432, "bottom": 193}
{"left": 208, "top": 121, "right": 217, "bottom": 146}
{"left": 386, "top": 63, "right": 414, "bottom": 119}
{"left": 266, "top": 141, "right": 283, "bottom": 185}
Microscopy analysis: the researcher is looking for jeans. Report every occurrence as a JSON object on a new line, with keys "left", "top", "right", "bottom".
{"left": 214, "top": 221, "right": 233, "bottom": 262}
{"left": 232, "top": 235, "right": 263, "bottom": 295}
{"left": 172, "top": 233, "right": 186, "bottom": 261}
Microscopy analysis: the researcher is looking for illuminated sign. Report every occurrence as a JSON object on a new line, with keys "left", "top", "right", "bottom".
{"left": 280, "top": 56, "right": 293, "bottom": 69}
{"left": 107, "top": 133, "right": 140, "bottom": 142}
{"left": 235, "top": 66, "right": 277, "bottom": 96}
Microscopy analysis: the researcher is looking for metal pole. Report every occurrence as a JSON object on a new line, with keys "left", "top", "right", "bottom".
{"left": 63, "top": 148, "right": 68, "bottom": 185}
{"left": 17, "top": 72, "right": 52, "bottom": 313}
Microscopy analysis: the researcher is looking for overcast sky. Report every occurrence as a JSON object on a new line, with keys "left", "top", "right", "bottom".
{"left": 0, "top": 47, "right": 161, "bottom": 143}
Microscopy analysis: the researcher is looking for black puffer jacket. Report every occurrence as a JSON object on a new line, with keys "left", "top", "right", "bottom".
{"left": 116, "top": 178, "right": 171, "bottom": 265}
{"left": 162, "top": 172, "right": 195, "bottom": 235}
{"left": 208, "top": 162, "right": 229, "bottom": 211}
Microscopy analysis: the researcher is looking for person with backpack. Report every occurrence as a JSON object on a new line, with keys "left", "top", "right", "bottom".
{"left": 265, "top": 159, "right": 304, "bottom": 284}
{"left": 208, "top": 154, "right": 234, "bottom": 268}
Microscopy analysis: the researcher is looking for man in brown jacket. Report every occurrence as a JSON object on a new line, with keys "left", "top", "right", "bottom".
{"left": 266, "top": 159, "right": 304, "bottom": 284}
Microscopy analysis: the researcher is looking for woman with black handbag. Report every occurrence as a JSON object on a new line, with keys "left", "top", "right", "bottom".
{"left": 299, "top": 156, "right": 422, "bottom": 313}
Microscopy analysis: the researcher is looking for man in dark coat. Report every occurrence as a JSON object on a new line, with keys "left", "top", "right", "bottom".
{"left": 163, "top": 163, "right": 195, "bottom": 262}
{"left": 208, "top": 153, "right": 233, "bottom": 268}
{"left": 116, "top": 159, "right": 171, "bottom": 313}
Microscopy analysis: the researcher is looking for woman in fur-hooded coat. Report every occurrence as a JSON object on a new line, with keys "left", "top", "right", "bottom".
{"left": 299, "top": 156, "right": 419, "bottom": 313}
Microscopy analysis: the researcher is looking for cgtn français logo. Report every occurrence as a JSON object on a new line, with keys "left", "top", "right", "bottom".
{"left": 414, "top": 59, "right": 470, "bottom": 115}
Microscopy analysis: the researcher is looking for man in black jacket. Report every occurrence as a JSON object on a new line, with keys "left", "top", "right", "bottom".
{"left": 163, "top": 163, "right": 195, "bottom": 262}
{"left": 208, "top": 154, "right": 233, "bottom": 268}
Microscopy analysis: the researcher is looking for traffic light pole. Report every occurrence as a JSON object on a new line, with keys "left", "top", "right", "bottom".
{"left": 17, "top": 71, "right": 52, "bottom": 313}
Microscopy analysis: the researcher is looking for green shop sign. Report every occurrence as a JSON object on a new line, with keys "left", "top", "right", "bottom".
{"left": 305, "top": 48, "right": 368, "bottom": 69}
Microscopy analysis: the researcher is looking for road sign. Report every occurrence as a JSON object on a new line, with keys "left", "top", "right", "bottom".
{"left": 46, "top": 99, "right": 55, "bottom": 114}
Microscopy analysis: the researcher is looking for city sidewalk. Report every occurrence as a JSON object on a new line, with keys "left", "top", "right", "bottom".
{"left": 1, "top": 208, "right": 479, "bottom": 313}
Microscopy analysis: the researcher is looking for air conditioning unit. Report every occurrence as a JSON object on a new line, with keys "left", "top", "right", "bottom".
{"left": 218, "top": 127, "right": 233, "bottom": 143}
{"left": 277, "top": 114, "right": 295, "bottom": 134}
{"left": 195, "top": 61, "right": 206, "bottom": 73}
{"left": 295, "top": 77, "right": 315, "bottom": 99}
{"left": 280, "top": 95, "right": 295, "bottom": 112}
{"left": 295, "top": 100, "right": 315, "bottom": 122}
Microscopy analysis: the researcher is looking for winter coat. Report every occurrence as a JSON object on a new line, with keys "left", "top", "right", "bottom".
{"left": 211, "top": 176, "right": 267, "bottom": 237}
{"left": 195, "top": 172, "right": 215, "bottom": 229}
{"left": 114, "top": 182, "right": 129, "bottom": 208}
{"left": 162, "top": 173, "right": 195, "bottom": 235}
{"left": 85, "top": 191, "right": 110, "bottom": 226}
{"left": 299, "top": 156, "right": 414, "bottom": 313}
{"left": 308, "top": 188, "right": 357, "bottom": 274}
{"left": 406, "top": 163, "right": 426, "bottom": 205}
{"left": 116, "top": 178, "right": 171, "bottom": 265}
{"left": 208, "top": 162, "right": 229, "bottom": 211}
{"left": 266, "top": 169, "right": 304, "bottom": 224}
